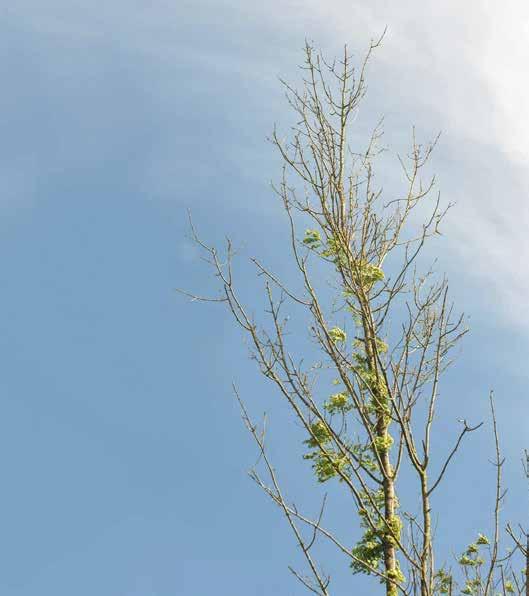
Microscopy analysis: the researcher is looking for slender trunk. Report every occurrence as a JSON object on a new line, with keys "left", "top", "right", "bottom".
{"left": 420, "top": 473, "right": 432, "bottom": 596}
{"left": 375, "top": 396, "right": 397, "bottom": 596}
{"left": 363, "top": 312, "right": 399, "bottom": 596}
{"left": 382, "top": 448, "right": 398, "bottom": 596}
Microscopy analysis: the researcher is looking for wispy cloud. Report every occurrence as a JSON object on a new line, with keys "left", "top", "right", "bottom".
{"left": 5, "top": 1, "right": 529, "bottom": 325}
{"left": 207, "top": 0, "right": 529, "bottom": 328}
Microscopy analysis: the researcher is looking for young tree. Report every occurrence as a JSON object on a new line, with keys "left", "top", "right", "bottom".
{"left": 181, "top": 37, "right": 526, "bottom": 595}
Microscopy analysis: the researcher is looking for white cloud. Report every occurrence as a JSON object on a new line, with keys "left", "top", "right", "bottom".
{"left": 248, "top": 0, "right": 529, "bottom": 327}
{"left": 6, "top": 0, "right": 529, "bottom": 324}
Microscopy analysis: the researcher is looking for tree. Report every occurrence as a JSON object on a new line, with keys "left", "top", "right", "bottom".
{"left": 181, "top": 36, "right": 528, "bottom": 595}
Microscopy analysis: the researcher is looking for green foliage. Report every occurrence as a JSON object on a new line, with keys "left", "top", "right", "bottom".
{"left": 351, "top": 520, "right": 404, "bottom": 581}
{"left": 373, "top": 434, "right": 394, "bottom": 454}
{"left": 434, "top": 568, "right": 453, "bottom": 594}
{"left": 350, "top": 343, "right": 389, "bottom": 406}
{"left": 458, "top": 535, "right": 489, "bottom": 572}
{"left": 461, "top": 578, "right": 481, "bottom": 594}
{"left": 303, "top": 419, "right": 377, "bottom": 482}
{"left": 304, "top": 250, "right": 397, "bottom": 581}
{"left": 303, "top": 421, "right": 348, "bottom": 482}
{"left": 352, "top": 337, "right": 389, "bottom": 358}
{"left": 458, "top": 554, "right": 484, "bottom": 567}
{"left": 302, "top": 228, "right": 321, "bottom": 248}
{"left": 304, "top": 449, "right": 349, "bottom": 483}
{"left": 321, "top": 236, "right": 348, "bottom": 267}
{"left": 324, "top": 391, "right": 353, "bottom": 414}
{"left": 357, "top": 262, "right": 385, "bottom": 286}
{"left": 458, "top": 554, "right": 474, "bottom": 566}
{"left": 305, "top": 421, "right": 332, "bottom": 448}
{"left": 375, "top": 337, "right": 388, "bottom": 354}
{"left": 352, "top": 355, "right": 391, "bottom": 423}
{"left": 385, "top": 514, "right": 403, "bottom": 547}
{"left": 328, "top": 326, "right": 347, "bottom": 343}
{"left": 351, "top": 532, "right": 384, "bottom": 575}
{"left": 318, "top": 234, "right": 385, "bottom": 292}
{"left": 386, "top": 561, "right": 405, "bottom": 584}
{"left": 351, "top": 488, "right": 403, "bottom": 586}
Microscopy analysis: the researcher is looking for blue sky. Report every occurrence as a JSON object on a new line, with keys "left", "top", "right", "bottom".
{"left": 2, "top": 2, "right": 529, "bottom": 594}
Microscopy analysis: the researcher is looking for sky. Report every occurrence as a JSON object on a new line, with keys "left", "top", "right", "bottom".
{"left": 2, "top": 1, "right": 529, "bottom": 594}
